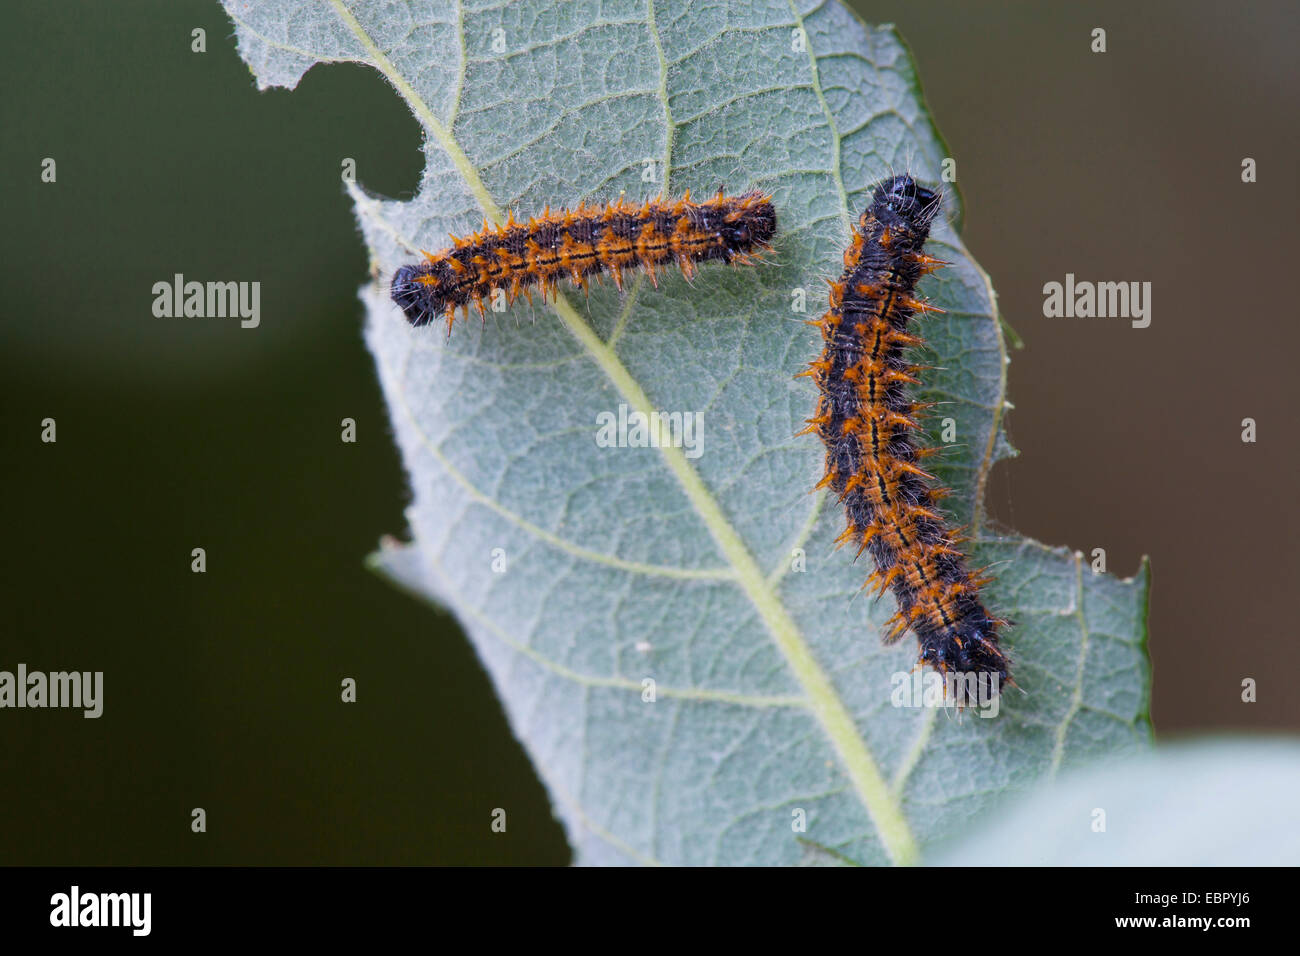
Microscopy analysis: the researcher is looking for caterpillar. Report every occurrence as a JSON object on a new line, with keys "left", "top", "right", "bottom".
{"left": 391, "top": 190, "right": 776, "bottom": 332}
{"left": 802, "top": 174, "right": 1011, "bottom": 691}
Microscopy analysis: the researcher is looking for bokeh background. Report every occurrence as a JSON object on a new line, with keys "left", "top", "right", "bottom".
{"left": 2, "top": 0, "right": 1296, "bottom": 864}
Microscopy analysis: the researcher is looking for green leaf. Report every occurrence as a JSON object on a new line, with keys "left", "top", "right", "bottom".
{"left": 928, "top": 740, "right": 1300, "bottom": 865}
{"left": 223, "top": 0, "right": 1152, "bottom": 865}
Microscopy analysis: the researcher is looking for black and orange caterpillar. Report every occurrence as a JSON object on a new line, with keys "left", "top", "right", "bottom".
{"left": 391, "top": 190, "right": 776, "bottom": 332}
{"left": 802, "top": 174, "right": 1011, "bottom": 689}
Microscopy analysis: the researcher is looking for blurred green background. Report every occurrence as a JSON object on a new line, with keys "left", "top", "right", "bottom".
{"left": 2, "top": 0, "right": 1296, "bottom": 864}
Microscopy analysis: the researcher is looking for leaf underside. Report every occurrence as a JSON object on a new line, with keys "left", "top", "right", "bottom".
{"left": 223, "top": 0, "right": 1151, "bottom": 865}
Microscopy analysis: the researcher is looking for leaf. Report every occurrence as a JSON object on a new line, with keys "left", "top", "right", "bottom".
{"left": 927, "top": 740, "right": 1300, "bottom": 865}
{"left": 222, "top": 0, "right": 1152, "bottom": 865}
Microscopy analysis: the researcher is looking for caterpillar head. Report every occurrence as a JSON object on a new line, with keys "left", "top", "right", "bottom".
{"left": 390, "top": 264, "right": 446, "bottom": 327}
{"left": 871, "top": 175, "right": 939, "bottom": 229}
{"left": 715, "top": 194, "right": 776, "bottom": 252}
